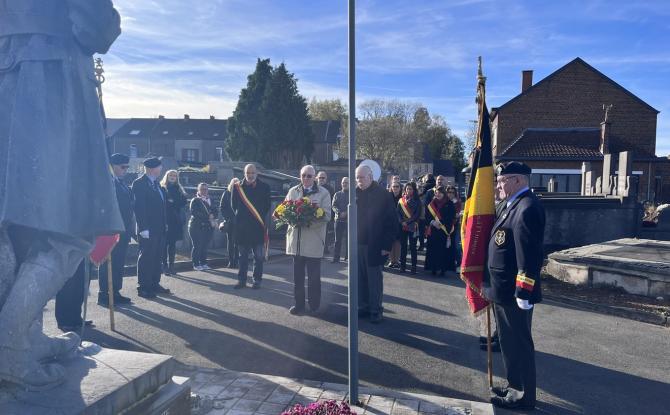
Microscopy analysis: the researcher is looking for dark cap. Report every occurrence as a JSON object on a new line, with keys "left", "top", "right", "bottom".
{"left": 496, "top": 161, "right": 531, "bottom": 176}
{"left": 143, "top": 156, "right": 162, "bottom": 168}
{"left": 110, "top": 153, "right": 129, "bottom": 165}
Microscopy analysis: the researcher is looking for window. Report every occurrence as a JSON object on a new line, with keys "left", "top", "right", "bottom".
{"left": 216, "top": 147, "right": 224, "bottom": 162}
{"left": 182, "top": 148, "right": 199, "bottom": 162}
{"left": 129, "top": 144, "right": 137, "bottom": 158}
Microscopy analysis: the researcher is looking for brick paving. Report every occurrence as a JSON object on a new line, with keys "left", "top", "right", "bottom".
{"left": 181, "top": 366, "right": 493, "bottom": 415}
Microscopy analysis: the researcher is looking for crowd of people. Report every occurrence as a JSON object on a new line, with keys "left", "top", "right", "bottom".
{"left": 53, "top": 153, "right": 544, "bottom": 410}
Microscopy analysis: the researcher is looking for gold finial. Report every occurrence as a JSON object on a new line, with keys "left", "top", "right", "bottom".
{"left": 94, "top": 58, "right": 105, "bottom": 85}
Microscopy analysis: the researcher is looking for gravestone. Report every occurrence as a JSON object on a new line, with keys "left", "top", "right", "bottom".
{"left": 602, "top": 154, "right": 613, "bottom": 195}
{"left": 582, "top": 162, "right": 593, "bottom": 196}
{"left": 618, "top": 151, "right": 632, "bottom": 197}
{"left": 595, "top": 176, "right": 603, "bottom": 195}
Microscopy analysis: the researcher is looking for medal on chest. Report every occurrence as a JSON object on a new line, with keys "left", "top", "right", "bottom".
{"left": 494, "top": 229, "right": 506, "bottom": 246}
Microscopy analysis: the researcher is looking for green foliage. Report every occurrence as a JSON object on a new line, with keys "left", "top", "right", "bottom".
{"left": 226, "top": 59, "right": 313, "bottom": 168}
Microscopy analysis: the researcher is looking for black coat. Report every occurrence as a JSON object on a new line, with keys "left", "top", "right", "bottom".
{"left": 231, "top": 179, "right": 271, "bottom": 245}
{"left": 486, "top": 190, "right": 545, "bottom": 305}
{"left": 131, "top": 175, "right": 166, "bottom": 235}
{"left": 356, "top": 182, "right": 399, "bottom": 267}
{"left": 164, "top": 184, "right": 188, "bottom": 242}
{"left": 189, "top": 196, "right": 218, "bottom": 229}
{"left": 113, "top": 177, "right": 134, "bottom": 242}
{"left": 424, "top": 200, "right": 456, "bottom": 271}
{"left": 219, "top": 190, "right": 235, "bottom": 222}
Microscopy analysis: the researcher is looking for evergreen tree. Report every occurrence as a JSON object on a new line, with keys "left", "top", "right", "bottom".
{"left": 227, "top": 59, "right": 313, "bottom": 169}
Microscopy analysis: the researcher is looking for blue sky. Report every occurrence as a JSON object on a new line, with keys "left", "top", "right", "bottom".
{"left": 104, "top": 0, "right": 670, "bottom": 156}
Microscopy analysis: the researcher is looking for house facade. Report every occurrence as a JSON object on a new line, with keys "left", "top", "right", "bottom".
{"left": 491, "top": 57, "right": 669, "bottom": 201}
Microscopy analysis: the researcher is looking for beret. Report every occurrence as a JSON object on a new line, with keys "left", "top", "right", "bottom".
{"left": 109, "top": 153, "right": 129, "bottom": 165}
{"left": 143, "top": 156, "right": 162, "bottom": 168}
{"left": 497, "top": 161, "right": 531, "bottom": 176}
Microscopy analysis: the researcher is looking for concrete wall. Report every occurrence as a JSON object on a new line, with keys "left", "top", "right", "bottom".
{"left": 540, "top": 195, "right": 641, "bottom": 252}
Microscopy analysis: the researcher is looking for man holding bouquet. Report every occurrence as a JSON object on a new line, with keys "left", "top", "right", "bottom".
{"left": 281, "top": 165, "right": 332, "bottom": 315}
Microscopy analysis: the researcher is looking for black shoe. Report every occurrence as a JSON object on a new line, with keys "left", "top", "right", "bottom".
{"left": 233, "top": 282, "right": 246, "bottom": 289}
{"left": 97, "top": 295, "right": 109, "bottom": 306}
{"left": 431, "top": 270, "right": 437, "bottom": 276}
{"left": 410, "top": 266, "right": 417, "bottom": 275}
{"left": 490, "top": 395, "right": 535, "bottom": 410}
{"left": 399, "top": 266, "right": 406, "bottom": 273}
{"left": 490, "top": 386, "right": 509, "bottom": 398}
{"left": 138, "top": 290, "right": 156, "bottom": 299}
{"left": 155, "top": 285, "right": 171, "bottom": 295}
{"left": 289, "top": 306, "right": 305, "bottom": 315}
{"left": 370, "top": 312, "right": 383, "bottom": 324}
{"left": 252, "top": 283, "right": 261, "bottom": 289}
{"left": 440, "top": 270, "right": 446, "bottom": 277}
{"left": 114, "top": 294, "right": 132, "bottom": 304}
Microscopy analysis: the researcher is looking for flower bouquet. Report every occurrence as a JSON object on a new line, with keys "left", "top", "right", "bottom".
{"left": 281, "top": 400, "right": 357, "bottom": 415}
{"left": 273, "top": 197, "right": 325, "bottom": 229}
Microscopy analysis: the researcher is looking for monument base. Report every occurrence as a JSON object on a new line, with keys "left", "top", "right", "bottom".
{"left": 547, "top": 238, "right": 670, "bottom": 297}
{"left": 0, "top": 344, "right": 191, "bottom": 414}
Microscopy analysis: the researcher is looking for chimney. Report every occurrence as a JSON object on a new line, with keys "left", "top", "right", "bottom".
{"left": 600, "top": 121, "right": 611, "bottom": 155}
{"left": 209, "top": 115, "right": 215, "bottom": 120}
{"left": 521, "top": 70, "right": 533, "bottom": 93}
{"left": 183, "top": 114, "right": 190, "bottom": 120}
{"left": 158, "top": 114, "right": 165, "bottom": 120}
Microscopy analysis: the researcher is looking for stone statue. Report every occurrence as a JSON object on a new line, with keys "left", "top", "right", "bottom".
{"left": 0, "top": 0, "right": 123, "bottom": 390}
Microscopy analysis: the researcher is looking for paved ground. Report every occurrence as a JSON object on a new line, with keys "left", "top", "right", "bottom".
{"left": 43, "top": 255, "right": 669, "bottom": 415}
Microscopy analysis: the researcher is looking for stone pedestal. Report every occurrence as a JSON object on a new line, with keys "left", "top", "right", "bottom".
{"left": 0, "top": 346, "right": 190, "bottom": 414}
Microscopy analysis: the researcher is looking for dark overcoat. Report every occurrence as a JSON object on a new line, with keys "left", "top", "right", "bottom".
{"left": 424, "top": 200, "right": 456, "bottom": 271}
{"left": 0, "top": 0, "right": 124, "bottom": 238}
{"left": 356, "top": 182, "right": 398, "bottom": 267}
{"left": 486, "top": 190, "right": 545, "bottom": 305}
{"left": 131, "top": 175, "right": 166, "bottom": 235}
{"left": 114, "top": 177, "right": 134, "bottom": 242}
{"left": 189, "top": 196, "right": 218, "bottom": 229}
{"left": 231, "top": 179, "right": 271, "bottom": 246}
{"left": 164, "top": 184, "right": 187, "bottom": 242}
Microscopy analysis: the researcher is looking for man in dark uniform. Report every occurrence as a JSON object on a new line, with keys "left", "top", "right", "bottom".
{"left": 132, "top": 157, "right": 169, "bottom": 298}
{"left": 232, "top": 164, "right": 271, "bottom": 289}
{"left": 317, "top": 171, "right": 335, "bottom": 255}
{"left": 486, "top": 161, "right": 545, "bottom": 410}
{"left": 98, "top": 153, "right": 134, "bottom": 306}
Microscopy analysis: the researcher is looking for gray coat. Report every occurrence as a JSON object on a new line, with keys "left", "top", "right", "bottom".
{"left": 0, "top": 0, "right": 124, "bottom": 239}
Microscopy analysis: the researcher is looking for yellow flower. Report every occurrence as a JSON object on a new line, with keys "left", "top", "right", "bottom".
{"left": 316, "top": 208, "right": 324, "bottom": 218}
{"left": 274, "top": 205, "right": 285, "bottom": 215}
{"left": 302, "top": 197, "right": 311, "bottom": 203}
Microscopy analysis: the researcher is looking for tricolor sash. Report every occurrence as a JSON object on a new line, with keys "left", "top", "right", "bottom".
{"left": 426, "top": 200, "right": 451, "bottom": 237}
{"left": 235, "top": 183, "right": 269, "bottom": 259}
{"left": 398, "top": 197, "right": 417, "bottom": 232}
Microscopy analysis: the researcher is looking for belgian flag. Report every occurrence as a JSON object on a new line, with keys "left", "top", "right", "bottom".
{"left": 460, "top": 64, "right": 495, "bottom": 314}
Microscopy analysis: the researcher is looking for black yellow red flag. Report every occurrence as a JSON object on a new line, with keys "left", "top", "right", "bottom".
{"left": 460, "top": 60, "right": 495, "bottom": 314}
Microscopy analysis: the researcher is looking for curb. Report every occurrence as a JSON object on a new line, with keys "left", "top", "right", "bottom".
{"left": 544, "top": 293, "right": 669, "bottom": 327}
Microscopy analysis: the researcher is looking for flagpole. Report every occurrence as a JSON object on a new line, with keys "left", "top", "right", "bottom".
{"left": 486, "top": 305, "right": 493, "bottom": 388}
{"left": 347, "top": 0, "right": 359, "bottom": 405}
{"left": 107, "top": 256, "right": 116, "bottom": 331}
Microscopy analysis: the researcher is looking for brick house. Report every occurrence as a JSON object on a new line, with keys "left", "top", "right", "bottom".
{"left": 110, "top": 116, "right": 340, "bottom": 165}
{"left": 491, "top": 57, "right": 670, "bottom": 201}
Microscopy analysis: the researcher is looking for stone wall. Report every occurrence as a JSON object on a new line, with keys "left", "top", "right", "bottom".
{"left": 540, "top": 195, "right": 641, "bottom": 253}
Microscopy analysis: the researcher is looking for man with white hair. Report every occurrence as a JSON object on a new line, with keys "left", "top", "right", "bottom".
{"left": 231, "top": 164, "right": 271, "bottom": 289}
{"left": 355, "top": 165, "right": 398, "bottom": 323}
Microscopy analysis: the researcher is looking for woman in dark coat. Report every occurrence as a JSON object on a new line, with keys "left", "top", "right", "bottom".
{"left": 386, "top": 181, "right": 403, "bottom": 268}
{"left": 397, "top": 182, "right": 421, "bottom": 274}
{"left": 219, "top": 178, "right": 240, "bottom": 268}
{"left": 161, "top": 170, "right": 188, "bottom": 274}
{"left": 189, "top": 183, "right": 219, "bottom": 270}
{"left": 425, "top": 186, "right": 456, "bottom": 276}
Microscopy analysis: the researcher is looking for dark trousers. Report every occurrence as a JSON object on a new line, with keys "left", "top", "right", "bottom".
{"left": 137, "top": 232, "right": 164, "bottom": 292}
{"left": 225, "top": 230, "right": 238, "bottom": 266}
{"left": 189, "top": 224, "right": 213, "bottom": 266}
{"left": 292, "top": 255, "right": 321, "bottom": 311}
{"left": 55, "top": 260, "right": 87, "bottom": 327}
{"left": 357, "top": 245, "right": 383, "bottom": 314}
{"left": 238, "top": 243, "right": 264, "bottom": 284}
{"left": 494, "top": 302, "right": 536, "bottom": 403}
{"left": 324, "top": 220, "right": 334, "bottom": 253}
{"left": 99, "top": 235, "right": 129, "bottom": 296}
{"left": 418, "top": 219, "right": 427, "bottom": 248}
{"left": 163, "top": 239, "right": 177, "bottom": 268}
{"left": 400, "top": 230, "right": 418, "bottom": 269}
{"left": 333, "top": 221, "right": 348, "bottom": 261}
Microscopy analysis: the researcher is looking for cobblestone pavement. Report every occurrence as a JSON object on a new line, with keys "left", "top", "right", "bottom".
{"left": 179, "top": 366, "right": 493, "bottom": 415}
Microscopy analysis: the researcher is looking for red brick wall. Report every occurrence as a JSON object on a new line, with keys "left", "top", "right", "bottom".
{"left": 494, "top": 60, "right": 658, "bottom": 157}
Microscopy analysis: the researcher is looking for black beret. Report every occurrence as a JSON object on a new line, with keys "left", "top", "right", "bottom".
{"left": 143, "top": 156, "right": 162, "bottom": 168}
{"left": 109, "top": 153, "right": 129, "bottom": 165}
{"left": 497, "top": 161, "right": 531, "bottom": 176}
